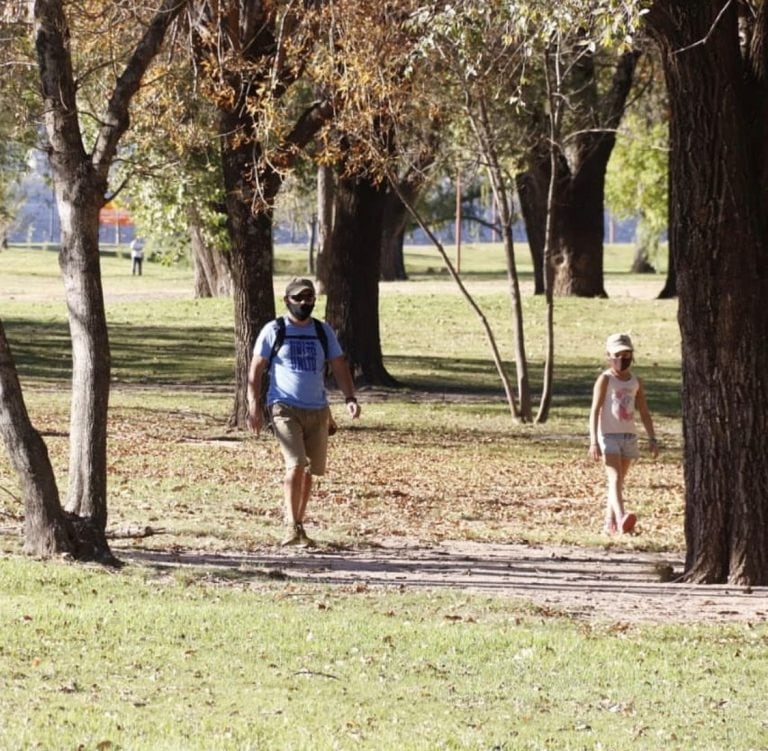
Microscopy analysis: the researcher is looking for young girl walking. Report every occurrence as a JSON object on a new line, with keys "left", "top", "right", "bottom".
{"left": 589, "top": 333, "right": 659, "bottom": 534}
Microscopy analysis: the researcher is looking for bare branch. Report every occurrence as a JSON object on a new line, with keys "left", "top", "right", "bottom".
{"left": 92, "top": 0, "right": 190, "bottom": 172}
{"left": 673, "top": 0, "right": 734, "bottom": 55}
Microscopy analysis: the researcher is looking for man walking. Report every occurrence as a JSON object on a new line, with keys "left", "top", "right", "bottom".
{"left": 246, "top": 278, "right": 361, "bottom": 546}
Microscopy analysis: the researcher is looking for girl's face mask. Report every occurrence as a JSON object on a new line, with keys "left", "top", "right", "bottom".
{"left": 610, "top": 354, "right": 633, "bottom": 372}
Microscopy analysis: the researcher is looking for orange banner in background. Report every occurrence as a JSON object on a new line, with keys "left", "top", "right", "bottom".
{"left": 99, "top": 201, "right": 133, "bottom": 226}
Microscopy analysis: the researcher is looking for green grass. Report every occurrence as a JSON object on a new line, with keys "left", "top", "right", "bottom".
{"left": 0, "top": 243, "right": 720, "bottom": 750}
{"left": 1, "top": 557, "right": 767, "bottom": 751}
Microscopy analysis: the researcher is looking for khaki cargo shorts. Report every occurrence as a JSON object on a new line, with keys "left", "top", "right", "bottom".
{"left": 270, "top": 402, "right": 330, "bottom": 475}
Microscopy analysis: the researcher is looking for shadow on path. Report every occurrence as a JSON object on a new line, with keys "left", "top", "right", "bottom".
{"left": 117, "top": 539, "right": 768, "bottom": 624}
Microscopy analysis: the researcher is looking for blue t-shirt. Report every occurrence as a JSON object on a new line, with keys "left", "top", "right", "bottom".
{"left": 254, "top": 316, "right": 343, "bottom": 409}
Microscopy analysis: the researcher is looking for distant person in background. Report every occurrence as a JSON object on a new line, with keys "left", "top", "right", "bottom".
{"left": 130, "top": 237, "right": 145, "bottom": 276}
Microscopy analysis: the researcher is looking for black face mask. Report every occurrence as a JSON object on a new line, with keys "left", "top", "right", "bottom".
{"left": 287, "top": 302, "right": 314, "bottom": 321}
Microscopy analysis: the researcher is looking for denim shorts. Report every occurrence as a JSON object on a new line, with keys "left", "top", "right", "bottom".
{"left": 599, "top": 433, "right": 639, "bottom": 459}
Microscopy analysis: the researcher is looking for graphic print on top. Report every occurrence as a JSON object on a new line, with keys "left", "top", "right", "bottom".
{"left": 290, "top": 339, "right": 318, "bottom": 372}
{"left": 611, "top": 385, "right": 635, "bottom": 422}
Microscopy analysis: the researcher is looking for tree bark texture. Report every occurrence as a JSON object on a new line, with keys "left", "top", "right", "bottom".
{"left": 219, "top": 113, "right": 278, "bottom": 428}
{"left": 379, "top": 139, "right": 437, "bottom": 282}
{"left": 35, "top": 0, "right": 109, "bottom": 527}
{"left": 379, "top": 207, "right": 407, "bottom": 281}
{"left": 315, "top": 163, "right": 335, "bottom": 293}
{"left": 380, "top": 188, "right": 409, "bottom": 282}
{"left": 514, "top": 166, "right": 547, "bottom": 295}
{"left": 555, "top": 50, "right": 639, "bottom": 297}
{"left": 325, "top": 173, "right": 398, "bottom": 387}
{"left": 193, "top": 2, "right": 334, "bottom": 426}
{"left": 0, "top": 322, "right": 74, "bottom": 557}
{"left": 188, "top": 206, "right": 232, "bottom": 298}
{"left": 33, "top": 0, "right": 185, "bottom": 547}
{"left": 57, "top": 186, "right": 112, "bottom": 527}
{"left": 647, "top": 0, "right": 768, "bottom": 584}
{"left": 517, "top": 51, "right": 638, "bottom": 298}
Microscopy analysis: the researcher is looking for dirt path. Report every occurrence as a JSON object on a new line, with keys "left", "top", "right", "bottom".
{"left": 118, "top": 539, "right": 768, "bottom": 625}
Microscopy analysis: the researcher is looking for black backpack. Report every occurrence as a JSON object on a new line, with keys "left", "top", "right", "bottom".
{"left": 266, "top": 316, "right": 329, "bottom": 367}
{"left": 261, "top": 317, "right": 330, "bottom": 429}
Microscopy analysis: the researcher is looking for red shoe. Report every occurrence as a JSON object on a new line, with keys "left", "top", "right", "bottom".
{"left": 620, "top": 513, "right": 637, "bottom": 534}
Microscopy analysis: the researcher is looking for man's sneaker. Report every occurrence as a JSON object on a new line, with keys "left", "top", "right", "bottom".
{"left": 620, "top": 512, "right": 637, "bottom": 534}
{"left": 296, "top": 522, "right": 316, "bottom": 548}
{"left": 281, "top": 524, "right": 303, "bottom": 547}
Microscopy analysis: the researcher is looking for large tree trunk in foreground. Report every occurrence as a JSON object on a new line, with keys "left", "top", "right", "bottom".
{"left": 325, "top": 173, "right": 399, "bottom": 387}
{"left": 647, "top": 1, "right": 768, "bottom": 584}
{"left": 36, "top": 0, "right": 111, "bottom": 532}
{"left": 29, "top": 0, "right": 184, "bottom": 560}
{"left": 0, "top": 321, "right": 117, "bottom": 561}
{"left": 57, "top": 187, "right": 112, "bottom": 530}
{"left": 0, "top": 322, "right": 73, "bottom": 557}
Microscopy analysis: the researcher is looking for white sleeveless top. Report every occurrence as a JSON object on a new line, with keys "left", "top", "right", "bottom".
{"left": 599, "top": 371, "right": 639, "bottom": 436}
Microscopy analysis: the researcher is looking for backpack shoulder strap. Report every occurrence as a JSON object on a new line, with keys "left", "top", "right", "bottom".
{"left": 312, "top": 318, "right": 329, "bottom": 361}
{"left": 268, "top": 317, "right": 328, "bottom": 363}
{"left": 267, "top": 317, "right": 286, "bottom": 366}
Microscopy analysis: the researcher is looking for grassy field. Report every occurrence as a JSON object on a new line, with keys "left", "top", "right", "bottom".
{"left": 2, "top": 243, "right": 765, "bottom": 750}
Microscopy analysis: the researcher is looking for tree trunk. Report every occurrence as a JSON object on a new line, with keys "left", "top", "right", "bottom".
{"left": 657, "top": 243, "right": 677, "bottom": 299}
{"left": 315, "top": 163, "right": 335, "bottom": 294}
{"left": 379, "top": 131, "right": 438, "bottom": 282}
{"left": 306, "top": 217, "right": 316, "bottom": 274}
{"left": 57, "top": 184, "right": 112, "bottom": 530}
{"left": 518, "top": 51, "right": 638, "bottom": 298}
{"left": 30, "top": 0, "right": 184, "bottom": 560}
{"left": 630, "top": 247, "right": 656, "bottom": 273}
{"left": 34, "top": 0, "right": 112, "bottom": 535}
{"left": 657, "top": 168, "right": 677, "bottom": 299}
{"left": 188, "top": 205, "right": 231, "bottom": 298}
{"left": 220, "top": 113, "right": 278, "bottom": 429}
{"left": 554, "top": 51, "right": 639, "bottom": 296}
{"left": 470, "top": 95, "right": 532, "bottom": 421}
{"left": 325, "top": 173, "right": 399, "bottom": 387}
{"left": 0, "top": 321, "right": 74, "bottom": 557}
{"left": 380, "top": 188, "right": 408, "bottom": 281}
{"left": 553, "top": 163, "right": 608, "bottom": 297}
{"left": 191, "top": 3, "right": 335, "bottom": 427}
{"left": 515, "top": 167, "right": 547, "bottom": 295}
{"left": 647, "top": 1, "right": 768, "bottom": 584}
